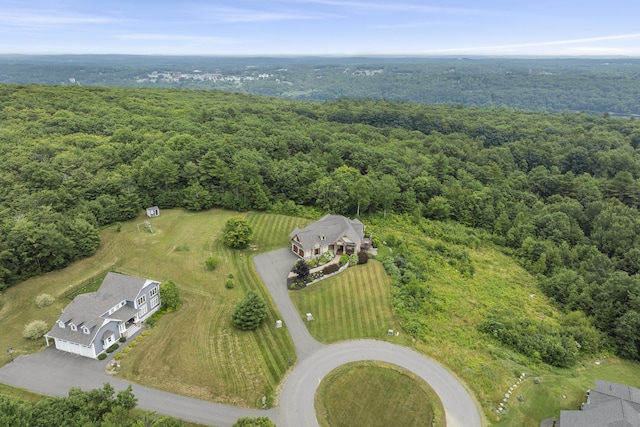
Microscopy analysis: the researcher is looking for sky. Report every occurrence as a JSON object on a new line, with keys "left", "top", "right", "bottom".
{"left": 1, "top": 0, "right": 640, "bottom": 57}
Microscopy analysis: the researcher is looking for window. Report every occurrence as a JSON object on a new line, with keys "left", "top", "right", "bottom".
{"left": 82, "top": 326, "right": 90, "bottom": 335}
{"left": 70, "top": 323, "right": 77, "bottom": 331}
{"left": 149, "top": 286, "right": 158, "bottom": 298}
{"left": 137, "top": 295, "right": 146, "bottom": 307}
{"left": 138, "top": 305, "right": 148, "bottom": 317}
{"left": 150, "top": 296, "right": 159, "bottom": 308}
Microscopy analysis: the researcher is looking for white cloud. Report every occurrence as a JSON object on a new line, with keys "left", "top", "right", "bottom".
{"left": 0, "top": 11, "right": 112, "bottom": 27}
{"left": 118, "top": 33, "right": 244, "bottom": 44}
{"left": 421, "top": 33, "right": 640, "bottom": 54}
{"left": 200, "top": 6, "right": 334, "bottom": 23}
{"left": 281, "top": 0, "right": 482, "bottom": 15}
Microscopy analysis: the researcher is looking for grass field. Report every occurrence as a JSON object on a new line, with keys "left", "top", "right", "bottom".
{"left": 0, "top": 209, "right": 307, "bottom": 407}
{"left": 315, "top": 361, "right": 445, "bottom": 427}
{"left": 289, "top": 260, "right": 411, "bottom": 345}
{"left": 5, "top": 209, "right": 640, "bottom": 425}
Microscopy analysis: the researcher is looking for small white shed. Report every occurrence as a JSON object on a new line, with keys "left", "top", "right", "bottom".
{"left": 146, "top": 206, "right": 160, "bottom": 217}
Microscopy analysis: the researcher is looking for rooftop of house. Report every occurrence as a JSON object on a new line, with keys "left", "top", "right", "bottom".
{"left": 290, "top": 214, "right": 365, "bottom": 250}
{"left": 46, "top": 272, "right": 158, "bottom": 346}
{"left": 559, "top": 380, "right": 640, "bottom": 427}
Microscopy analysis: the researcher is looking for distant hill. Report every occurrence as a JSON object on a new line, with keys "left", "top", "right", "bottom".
{"left": 1, "top": 55, "right": 640, "bottom": 115}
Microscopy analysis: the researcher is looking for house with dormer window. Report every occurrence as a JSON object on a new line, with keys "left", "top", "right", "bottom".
{"left": 290, "top": 214, "right": 367, "bottom": 260}
{"left": 44, "top": 272, "right": 161, "bottom": 359}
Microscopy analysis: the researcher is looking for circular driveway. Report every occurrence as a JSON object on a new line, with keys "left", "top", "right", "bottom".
{"left": 1, "top": 248, "right": 483, "bottom": 427}
{"left": 279, "top": 340, "right": 481, "bottom": 427}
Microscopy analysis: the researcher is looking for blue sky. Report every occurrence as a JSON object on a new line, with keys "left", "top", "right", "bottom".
{"left": 1, "top": 0, "right": 639, "bottom": 56}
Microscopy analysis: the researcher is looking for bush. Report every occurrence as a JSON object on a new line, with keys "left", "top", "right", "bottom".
{"left": 114, "top": 353, "right": 123, "bottom": 360}
{"left": 119, "top": 336, "right": 127, "bottom": 343}
{"left": 160, "top": 280, "right": 182, "bottom": 311}
{"left": 228, "top": 273, "right": 234, "bottom": 279}
{"left": 340, "top": 254, "right": 349, "bottom": 266}
{"left": 323, "top": 263, "right": 340, "bottom": 275}
{"left": 292, "top": 259, "right": 310, "bottom": 281}
{"left": 231, "top": 291, "right": 267, "bottom": 330}
{"left": 136, "top": 335, "right": 143, "bottom": 342}
{"left": 129, "top": 341, "right": 137, "bottom": 348}
{"left": 358, "top": 251, "right": 369, "bottom": 264}
{"left": 122, "top": 347, "right": 130, "bottom": 353}
{"left": 349, "top": 253, "right": 359, "bottom": 266}
{"left": 35, "top": 293, "right": 55, "bottom": 308}
{"left": 205, "top": 256, "right": 220, "bottom": 270}
{"left": 22, "top": 320, "right": 48, "bottom": 340}
{"left": 225, "top": 279, "right": 235, "bottom": 289}
{"left": 323, "top": 251, "right": 335, "bottom": 260}
{"left": 97, "top": 353, "right": 107, "bottom": 360}
{"left": 105, "top": 343, "right": 119, "bottom": 353}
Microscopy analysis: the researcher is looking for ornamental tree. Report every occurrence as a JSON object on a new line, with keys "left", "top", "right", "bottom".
{"left": 223, "top": 217, "right": 253, "bottom": 249}
{"left": 231, "top": 291, "right": 267, "bottom": 330}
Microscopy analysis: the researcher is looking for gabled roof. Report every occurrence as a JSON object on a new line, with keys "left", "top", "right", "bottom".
{"left": 560, "top": 380, "right": 640, "bottom": 427}
{"left": 290, "top": 215, "right": 365, "bottom": 251}
{"left": 46, "top": 272, "right": 158, "bottom": 346}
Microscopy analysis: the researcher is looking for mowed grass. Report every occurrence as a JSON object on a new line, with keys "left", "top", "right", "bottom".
{"left": 315, "top": 361, "right": 445, "bottom": 427}
{"left": 116, "top": 210, "right": 308, "bottom": 406}
{"left": 289, "top": 260, "right": 410, "bottom": 345}
{"left": 492, "top": 357, "right": 640, "bottom": 427}
{"left": 0, "top": 209, "right": 308, "bottom": 407}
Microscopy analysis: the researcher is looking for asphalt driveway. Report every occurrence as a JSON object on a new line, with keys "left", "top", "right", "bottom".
{"left": 0, "top": 247, "right": 483, "bottom": 427}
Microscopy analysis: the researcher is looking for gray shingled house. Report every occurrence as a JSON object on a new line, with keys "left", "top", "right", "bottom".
{"left": 289, "top": 214, "right": 366, "bottom": 260}
{"left": 558, "top": 379, "right": 640, "bottom": 426}
{"left": 44, "top": 272, "right": 161, "bottom": 359}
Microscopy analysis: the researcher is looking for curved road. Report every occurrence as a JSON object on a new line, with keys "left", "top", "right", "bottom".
{"left": 0, "top": 248, "right": 482, "bottom": 427}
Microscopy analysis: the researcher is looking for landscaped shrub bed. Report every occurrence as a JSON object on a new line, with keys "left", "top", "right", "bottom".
{"left": 97, "top": 353, "right": 107, "bottom": 360}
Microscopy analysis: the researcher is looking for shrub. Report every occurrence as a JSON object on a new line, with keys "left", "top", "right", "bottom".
{"left": 129, "top": 341, "right": 137, "bottom": 348}
{"left": 228, "top": 273, "right": 234, "bottom": 279}
{"left": 340, "top": 254, "right": 349, "bottom": 266}
{"left": 114, "top": 353, "right": 123, "bottom": 360}
{"left": 22, "top": 320, "right": 48, "bottom": 340}
{"left": 160, "top": 280, "right": 182, "bottom": 311}
{"left": 349, "top": 253, "right": 359, "bottom": 266}
{"left": 205, "top": 256, "right": 220, "bottom": 270}
{"left": 323, "top": 251, "right": 335, "bottom": 260}
{"left": 141, "top": 330, "right": 150, "bottom": 336}
{"left": 105, "top": 343, "right": 119, "bottom": 353}
{"left": 292, "top": 259, "right": 310, "bottom": 281}
{"left": 136, "top": 335, "right": 143, "bottom": 342}
{"left": 223, "top": 217, "right": 253, "bottom": 249}
{"left": 97, "top": 353, "right": 107, "bottom": 360}
{"left": 323, "top": 263, "right": 340, "bottom": 275}
{"left": 122, "top": 347, "right": 130, "bottom": 353}
{"left": 35, "top": 293, "right": 55, "bottom": 308}
{"left": 358, "top": 251, "right": 369, "bottom": 264}
{"left": 231, "top": 291, "right": 267, "bottom": 330}
{"left": 225, "top": 279, "right": 235, "bottom": 289}
{"left": 119, "top": 336, "right": 127, "bottom": 343}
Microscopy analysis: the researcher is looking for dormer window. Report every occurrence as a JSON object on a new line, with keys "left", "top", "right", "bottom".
{"left": 70, "top": 323, "right": 77, "bottom": 331}
{"left": 320, "top": 235, "right": 326, "bottom": 240}
{"left": 82, "top": 326, "right": 90, "bottom": 335}
{"left": 137, "top": 295, "right": 146, "bottom": 307}
{"left": 57, "top": 320, "right": 65, "bottom": 329}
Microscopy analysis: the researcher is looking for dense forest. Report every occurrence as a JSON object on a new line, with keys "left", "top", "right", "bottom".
{"left": 2, "top": 84, "right": 640, "bottom": 364}
{"left": 1, "top": 56, "right": 640, "bottom": 115}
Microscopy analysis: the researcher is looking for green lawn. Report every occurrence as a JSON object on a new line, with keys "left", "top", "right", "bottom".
{"left": 289, "top": 260, "right": 411, "bottom": 345}
{"left": 0, "top": 209, "right": 307, "bottom": 408}
{"left": 315, "top": 361, "right": 445, "bottom": 427}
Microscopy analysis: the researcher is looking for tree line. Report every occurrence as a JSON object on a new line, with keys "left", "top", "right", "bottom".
{"left": 1, "top": 84, "right": 640, "bottom": 361}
